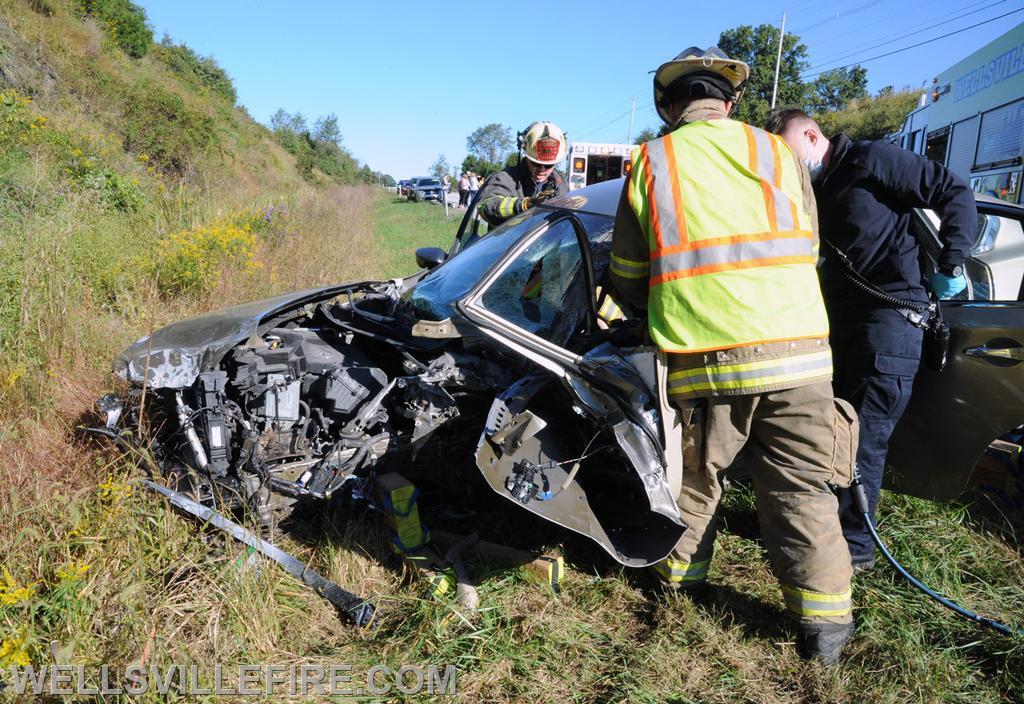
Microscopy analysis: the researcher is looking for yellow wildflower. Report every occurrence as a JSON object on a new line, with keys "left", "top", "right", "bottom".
{"left": 97, "top": 475, "right": 133, "bottom": 504}
{"left": 56, "top": 562, "right": 91, "bottom": 582}
{"left": 0, "top": 630, "right": 30, "bottom": 667}
{"left": 0, "top": 569, "right": 37, "bottom": 606}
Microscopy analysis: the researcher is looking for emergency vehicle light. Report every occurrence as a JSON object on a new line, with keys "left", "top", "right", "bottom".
{"left": 623, "top": 160, "right": 632, "bottom": 174}
{"left": 573, "top": 158, "right": 586, "bottom": 173}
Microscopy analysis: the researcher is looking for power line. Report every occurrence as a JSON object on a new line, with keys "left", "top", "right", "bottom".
{"left": 801, "top": 6, "right": 1024, "bottom": 78}
{"left": 809, "top": 0, "right": 994, "bottom": 64}
{"left": 808, "top": 0, "right": 1010, "bottom": 71}
{"left": 577, "top": 101, "right": 654, "bottom": 140}
{"left": 791, "top": 0, "right": 886, "bottom": 35}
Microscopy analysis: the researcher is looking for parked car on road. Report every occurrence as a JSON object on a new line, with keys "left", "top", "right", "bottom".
{"left": 397, "top": 179, "right": 412, "bottom": 197}
{"left": 104, "top": 178, "right": 1024, "bottom": 571}
{"left": 408, "top": 177, "right": 445, "bottom": 203}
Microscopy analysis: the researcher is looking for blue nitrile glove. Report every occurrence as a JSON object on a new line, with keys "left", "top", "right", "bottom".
{"left": 930, "top": 271, "right": 967, "bottom": 298}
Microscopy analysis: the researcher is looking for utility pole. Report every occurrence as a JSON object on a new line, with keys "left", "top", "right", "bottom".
{"left": 770, "top": 12, "right": 787, "bottom": 110}
{"left": 626, "top": 96, "right": 636, "bottom": 145}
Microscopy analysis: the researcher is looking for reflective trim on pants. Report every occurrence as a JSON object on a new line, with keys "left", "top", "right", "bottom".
{"left": 652, "top": 557, "right": 710, "bottom": 584}
{"left": 781, "top": 584, "right": 852, "bottom": 618}
{"left": 666, "top": 349, "right": 833, "bottom": 399}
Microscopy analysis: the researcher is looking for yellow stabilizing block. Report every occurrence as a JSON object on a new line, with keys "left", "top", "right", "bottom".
{"left": 375, "top": 473, "right": 429, "bottom": 553}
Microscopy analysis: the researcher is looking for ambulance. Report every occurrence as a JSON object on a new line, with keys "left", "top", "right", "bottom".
{"left": 565, "top": 142, "right": 635, "bottom": 191}
{"left": 893, "top": 22, "right": 1024, "bottom": 204}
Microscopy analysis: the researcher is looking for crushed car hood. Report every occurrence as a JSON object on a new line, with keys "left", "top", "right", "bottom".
{"left": 116, "top": 282, "right": 373, "bottom": 389}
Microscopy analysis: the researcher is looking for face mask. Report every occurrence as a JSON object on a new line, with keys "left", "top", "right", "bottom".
{"left": 804, "top": 135, "right": 825, "bottom": 181}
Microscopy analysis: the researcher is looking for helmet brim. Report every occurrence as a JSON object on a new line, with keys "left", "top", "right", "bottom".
{"left": 653, "top": 57, "right": 750, "bottom": 124}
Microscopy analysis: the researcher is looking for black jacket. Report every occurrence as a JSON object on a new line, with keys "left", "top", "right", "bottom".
{"left": 815, "top": 133, "right": 976, "bottom": 307}
{"left": 477, "top": 161, "right": 567, "bottom": 227}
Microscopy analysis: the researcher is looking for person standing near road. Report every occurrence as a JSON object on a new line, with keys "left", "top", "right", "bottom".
{"left": 767, "top": 109, "right": 976, "bottom": 572}
{"left": 468, "top": 172, "right": 480, "bottom": 203}
{"left": 476, "top": 121, "right": 568, "bottom": 228}
{"left": 458, "top": 173, "right": 470, "bottom": 208}
{"left": 610, "top": 47, "right": 858, "bottom": 663}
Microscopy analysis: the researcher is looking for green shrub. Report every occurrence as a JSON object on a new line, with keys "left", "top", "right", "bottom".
{"left": 153, "top": 41, "right": 237, "bottom": 104}
{"left": 62, "top": 147, "right": 145, "bottom": 212}
{"left": 79, "top": 0, "right": 152, "bottom": 58}
{"left": 122, "top": 83, "right": 218, "bottom": 175}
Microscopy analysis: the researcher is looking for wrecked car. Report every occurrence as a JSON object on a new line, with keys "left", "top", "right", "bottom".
{"left": 103, "top": 178, "right": 1024, "bottom": 574}
{"left": 108, "top": 179, "right": 685, "bottom": 568}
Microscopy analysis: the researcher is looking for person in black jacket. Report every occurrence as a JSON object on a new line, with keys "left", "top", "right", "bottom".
{"left": 767, "top": 108, "right": 977, "bottom": 571}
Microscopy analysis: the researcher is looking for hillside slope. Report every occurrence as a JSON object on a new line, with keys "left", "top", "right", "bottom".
{"left": 0, "top": 0, "right": 386, "bottom": 451}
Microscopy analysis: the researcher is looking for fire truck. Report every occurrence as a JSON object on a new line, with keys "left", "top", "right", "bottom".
{"left": 892, "top": 22, "right": 1024, "bottom": 203}
{"left": 565, "top": 142, "right": 635, "bottom": 191}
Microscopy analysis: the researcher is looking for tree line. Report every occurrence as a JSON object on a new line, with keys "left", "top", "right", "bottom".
{"left": 269, "top": 110, "right": 394, "bottom": 186}
{"left": 635, "top": 23, "right": 919, "bottom": 144}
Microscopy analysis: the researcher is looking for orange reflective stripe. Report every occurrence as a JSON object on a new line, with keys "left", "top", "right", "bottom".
{"left": 662, "top": 132, "right": 688, "bottom": 245}
{"left": 745, "top": 124, "right": 758, "bottom": 173}
{"left": 651, "top": 230, "right": 813, "bottom": 259}
{"left": 639, "top": 146, "right": 664, "bottom": 249}
{"left": 769, "top": 134, "right": 783, "bottom": 187}
{"left": 744, "top": 125, "right": 801, "bottom": 232}
{"left": 650, "top": 254, "right": 817, "bottom": 287}
{"left": 645, "top": 138, "right": 685, "bottom": 248}
{"left": 651, "top": 236, "right": 816, "bottom": 284}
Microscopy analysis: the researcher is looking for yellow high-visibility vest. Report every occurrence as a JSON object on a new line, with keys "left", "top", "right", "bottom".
{"left": 624, "top": 119, "right": 830, "bottom": 356}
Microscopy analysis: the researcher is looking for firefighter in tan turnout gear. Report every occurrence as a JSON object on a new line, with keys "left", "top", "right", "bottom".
{"left": 476, "top": 121, "right": 568, "bottom": 228}
{"left": 610, "top": 47, "right": 859, "bottom": 663}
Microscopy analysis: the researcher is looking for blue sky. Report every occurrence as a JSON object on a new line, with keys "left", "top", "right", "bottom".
{"left": 136, "top": 0, "right": 1022, "bottom": 179}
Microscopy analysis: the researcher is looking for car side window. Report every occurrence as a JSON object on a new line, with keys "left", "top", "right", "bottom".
{"left": 480, "top": 218, "right": 586, "bottom": 343}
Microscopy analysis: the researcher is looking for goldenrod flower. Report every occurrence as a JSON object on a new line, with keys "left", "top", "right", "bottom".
{"left": 0, "top": 569, "right": 37, "bottom": 606}
{"left": 0, "top": 630, "right": 30, "bottom": 667}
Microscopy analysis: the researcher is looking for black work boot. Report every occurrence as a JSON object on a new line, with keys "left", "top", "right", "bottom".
{"left": 797, "top": 621, "right": 855, "bottom": 665}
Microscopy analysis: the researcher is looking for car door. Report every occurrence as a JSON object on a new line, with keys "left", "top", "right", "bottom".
{"left": 455, "top": 212, "right": 686, "bottom": 566}
{"left": 887, "top": 202, "right": 1024, "bottom": 500}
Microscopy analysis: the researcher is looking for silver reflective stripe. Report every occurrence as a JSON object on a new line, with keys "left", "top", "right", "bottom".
{"left": 644, "top": 139, "right": 683, "bottom": 248}
{"left": 651, "top": 235, "right": 814, "bottom": 281}
{"left": 668, "top": 352, "right": 832, "bottom": 391}
{"left": 749, "top": 128, "right": 797, "bottom": 232}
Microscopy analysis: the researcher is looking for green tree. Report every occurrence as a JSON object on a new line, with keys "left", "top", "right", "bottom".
{"left": 633, "top": 128, "right": 657, "bottom": 145}
{"left": 718, "top": 24, "right": 809, "bottom": 127}
{"left": 813, "top": 90, "right": 920, "bottom": 141}
{"left": 313, "top": 114, "right": 342, "bottom": 146}
{"left": 807, "top": 66, "right": 868, "bottom": 114}
{"left": 430, "top": 154, "right": 450, "bottom": 179}
{"left": 461, "top": 155, "right": 504, "bottom": 179}
{"left": 466, "top": 123, "right": 514, "bottom": 165}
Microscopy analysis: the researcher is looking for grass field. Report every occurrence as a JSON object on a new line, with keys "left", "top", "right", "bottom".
{"left": 2, "top": 1, "right": 1023, "bottom": 699}
{"left": 2, "top": 187, "right": 1024, "bottom": 702}
{"left": 372, "top": 192, "right": 460, "bottom": 276}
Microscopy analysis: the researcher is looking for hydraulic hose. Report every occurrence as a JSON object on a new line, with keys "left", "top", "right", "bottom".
{"left": 851, "top": 476, "right": 1023, "bottom": 638}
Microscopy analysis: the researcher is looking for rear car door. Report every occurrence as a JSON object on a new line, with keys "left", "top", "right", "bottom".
{"left": 887, "top": 202, "right": 1024, "bottom": 500}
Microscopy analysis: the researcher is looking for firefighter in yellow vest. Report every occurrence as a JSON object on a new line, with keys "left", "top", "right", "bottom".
{"left": 610, "top": 47, "right": 859, "bottom": 663}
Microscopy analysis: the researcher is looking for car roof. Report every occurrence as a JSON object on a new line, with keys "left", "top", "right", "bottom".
{"left": 543, "top": 177, "right": 623, "bottom": 217}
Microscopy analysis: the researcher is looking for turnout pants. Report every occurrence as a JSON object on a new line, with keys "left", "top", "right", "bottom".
{"left": 830, "top": 306, "right": 923, "bottom": 563}
{"left": 657, "top": 382, "right": 856, "bottom": 625}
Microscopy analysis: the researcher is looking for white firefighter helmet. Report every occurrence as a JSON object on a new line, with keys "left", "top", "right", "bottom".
{"left": 519, "top": 121, "right": 567, "bottom": 165}
{"left": 652, "top": 46, "right": 750, "bottom": 124}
